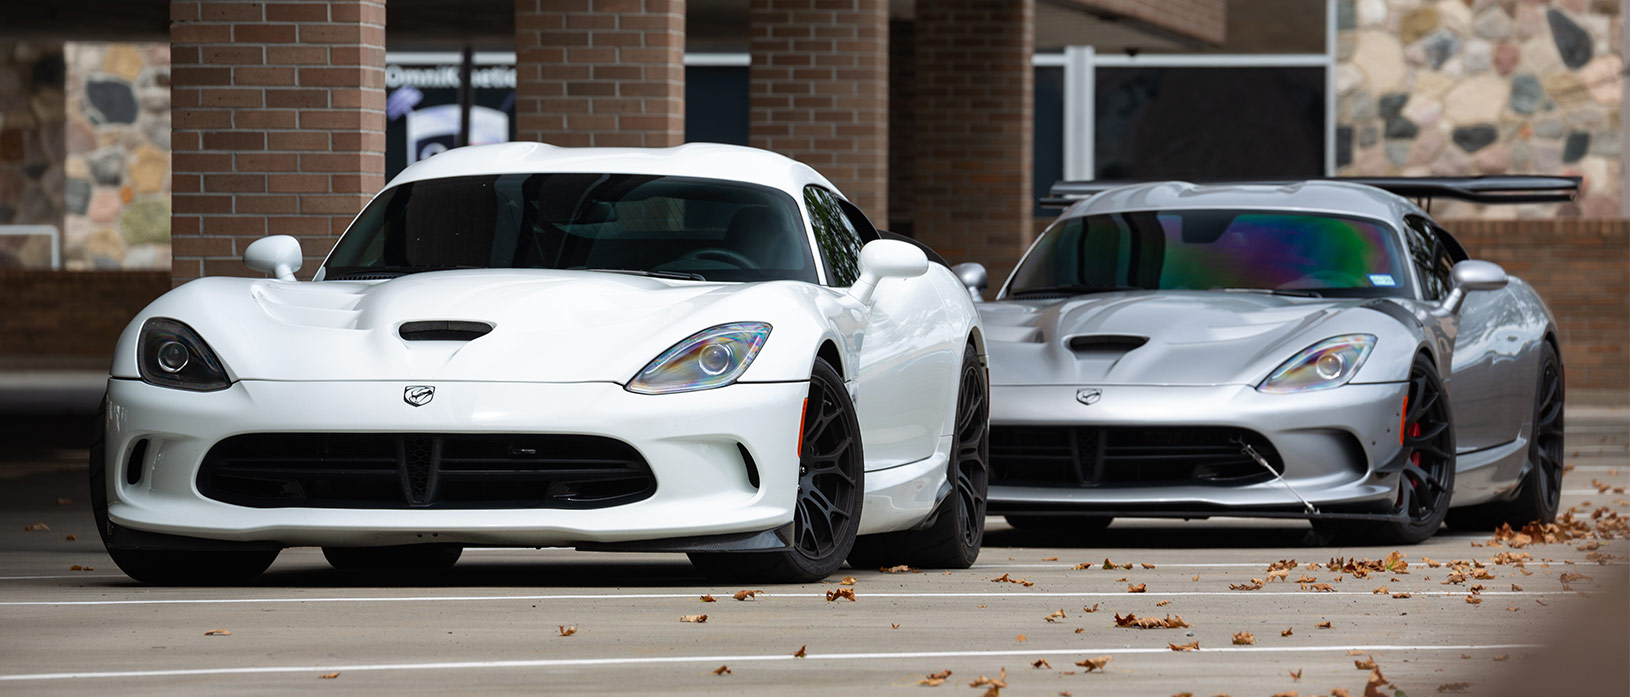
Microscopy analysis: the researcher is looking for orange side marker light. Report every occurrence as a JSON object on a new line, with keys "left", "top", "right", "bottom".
{"left": 797, "top": 398, "right": 808, "bottom": 456}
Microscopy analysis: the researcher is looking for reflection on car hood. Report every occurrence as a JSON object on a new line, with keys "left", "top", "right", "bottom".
{"left": 978, "top": 291, "right": 1370, "bottom": 386}
{"left": 152, "top": 269, "right": 779, "bottom": 383}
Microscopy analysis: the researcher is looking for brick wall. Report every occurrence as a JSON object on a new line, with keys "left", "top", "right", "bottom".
{"left": 1064, "top": 0, "right": 1227, "bottom": 45}
{"left": 514, "top": 0, "right": 684, "bottom": 147}
{"left": 748, "top": 0, "right": 888, "bottom": 220}
{"left": 1448, "top": 217, "right": 1629, "bottom": 397}
{"left": 169, "top": 0, "right": 387, "bottom": 285}
{"left": 0, "top": 271, "right": 170, "bottom": 358}
{"left": 913, "top": 0, "right": 1034, "bottom": 284}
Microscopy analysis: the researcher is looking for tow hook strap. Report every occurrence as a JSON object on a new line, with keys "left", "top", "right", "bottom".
{"left": 1241, "top": 443, "right": 1317, "bottom": 514}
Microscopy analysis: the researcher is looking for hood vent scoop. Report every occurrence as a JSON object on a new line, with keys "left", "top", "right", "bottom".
{"left": 1067, "top": 334, "right": 1149, "bottom": 354}
{"left": 399, "top": 321, "right": 494, "bottom": 342}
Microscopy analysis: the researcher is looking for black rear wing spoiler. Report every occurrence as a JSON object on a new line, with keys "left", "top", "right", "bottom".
{"left": 1040, "top": 175, "right": 1582, "bottom": 209}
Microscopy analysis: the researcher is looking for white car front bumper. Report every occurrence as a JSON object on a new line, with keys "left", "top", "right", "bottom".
{"left": 103, "top": 378, "right": 808, "bottom": 548}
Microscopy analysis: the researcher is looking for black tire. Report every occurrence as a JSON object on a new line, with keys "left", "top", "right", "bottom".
{"left": 91, "top": 394, "right": 280, "bottom": 586}
{"left": 689, "top": 359, "right": 864, "bottom": 583}
{"left": 1314, "top": 353, "right": 1456, "bottom": 545}
{"left": 1003, "top": 514, "right": 1113, "bottom": 536}
{"left": 847, "top": 344, "right": 989, "bottom": 569}
{"left": 323, "top": 545, "right": 463, "bottom": 572}
{"left": 1445, "top": 343, "right": 1565, "bottom": 531}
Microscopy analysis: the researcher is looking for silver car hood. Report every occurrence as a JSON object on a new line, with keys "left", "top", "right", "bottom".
{"left": 978, "top": 291, "right": 1374, "bottom": 386}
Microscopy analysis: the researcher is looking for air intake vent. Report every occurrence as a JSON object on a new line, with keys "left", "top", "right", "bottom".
{"left": 399, "top": 321, "right": 493, "bottom": 342}
{"left": 1067, "top": 334, "right": 1149, "bottom": 353}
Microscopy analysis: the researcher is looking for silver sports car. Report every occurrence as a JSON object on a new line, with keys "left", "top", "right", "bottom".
{"left": 964, "top": 176, "right": 1577, "bottom": 544}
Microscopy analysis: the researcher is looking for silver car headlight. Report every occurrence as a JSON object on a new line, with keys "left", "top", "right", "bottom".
{"left": 138, "top": 318, "right": 231, "bottom": 391}
{"left": 626, "top": 322, "right": 772, "bottom": 395}
{"left": 1258, "top": 334, "right": 1376, "bottom": 394}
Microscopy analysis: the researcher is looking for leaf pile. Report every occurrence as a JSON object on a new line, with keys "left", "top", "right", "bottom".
{"left": 1113, "top": 612, "right": 1189, "bottom": 629}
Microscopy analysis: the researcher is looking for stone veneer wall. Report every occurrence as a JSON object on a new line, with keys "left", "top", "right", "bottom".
{"left": 1335, "top": 0, "right": 1624, "bottom": 219}
{"left": 63, "top": 42, "right": 173, "bottom": 270}
{"left": 0, "top": 41, "right": 66, "bottom": 268}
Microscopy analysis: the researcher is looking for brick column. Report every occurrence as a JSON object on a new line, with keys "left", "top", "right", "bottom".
{"left": 912, "top": 0, "right": 1033, "bottom": 283}
{"left": 170, "top": 0, "right": 386, "bottom": 284}
{"left": 748, "top": 0, "right": 888, "bottom": 220}
{"left": 514, "top": 0, "right": 684, "bottom": 148}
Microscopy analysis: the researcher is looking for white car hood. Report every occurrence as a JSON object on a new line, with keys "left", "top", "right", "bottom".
{"left": 979, "top": 291, "right": 1374, "bottom": 386}
{"left": 125, "top": 270, "right": 794, "bottom": 383}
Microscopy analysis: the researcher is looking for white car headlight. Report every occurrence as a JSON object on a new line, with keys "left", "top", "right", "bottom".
{"left": 1258, "top": 334, "right": 1376, "bottom": 394}
{"left": 138, "top": 318, "right": 231, "bottom": 391}
{"left": 627, "top": 322, "right": 772, "bottom": 395}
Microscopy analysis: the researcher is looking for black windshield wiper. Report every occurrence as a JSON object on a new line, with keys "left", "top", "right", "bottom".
{"left": 581, "top": 268, "right": 707, "bottom": 281}
{"left": 1213, "top": 287, "right": 1323, "bottom": 298}
{"left": 1009, "top": 284, "right": 1141, "bottom": 298}
{"left": 326, "top": 265, "right": 482, "bottom": 279}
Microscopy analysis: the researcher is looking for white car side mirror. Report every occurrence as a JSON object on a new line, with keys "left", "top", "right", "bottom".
{"left": 1441, "top": 259, "right": 1508, "bottom": 313}
{"left": 952, "top": 262, "right": 988, "bottom": 302}
{"left": 243, "top": 235, "right": 303, "bottom": 281}
{"left": 849, "top": 239, "right": 928, "bottom": 304}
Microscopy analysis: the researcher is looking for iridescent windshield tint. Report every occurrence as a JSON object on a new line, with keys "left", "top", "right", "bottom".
{"left": 1008, "top": 209, "right": 1412, "bottom": 299}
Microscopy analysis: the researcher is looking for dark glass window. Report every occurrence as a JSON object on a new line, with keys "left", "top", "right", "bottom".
{"left": 1403, "top": 216, "right": 1455, "bottom": 301}
{"left": 1009, "top": 209, "right": 1412, "bottom": 299}
{"left": 1034, "top": 65, "right": 1065, "bottom": 217}
{"left": 685, "top": 66, "right": 749, "bottom": 146}
{"left": 325, "top": 173, "right": 815, "bottom": 283}
{"left": 804, "top": 186, "right": 863, "bottom": 287}
{"left": 1094, "top": 66, "right": 1325, "bottom": 179}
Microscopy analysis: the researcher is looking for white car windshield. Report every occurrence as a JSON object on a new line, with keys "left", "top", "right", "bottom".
{"left": 324, "top": 173, "right": 816, "bottom": 283}
{"left": 1008, "top": 209, "right": 1413, "bottom": 299}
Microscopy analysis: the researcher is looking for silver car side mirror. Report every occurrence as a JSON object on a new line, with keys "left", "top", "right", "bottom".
{"left": 1441, "top": 259, "right": 1508, "bottom": 313}
{"left": 952, "top": 262, "right": 988, "bottom": 302}
{"left": 243, "top": 235, "right": 303, "bottom": 281}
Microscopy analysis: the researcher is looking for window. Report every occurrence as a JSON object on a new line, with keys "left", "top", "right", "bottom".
{"left": 804, "top": 186, "right": 863, "bottom": 287}
{"left": 1402, "top": 216, "right": 1455, "bottom": 301}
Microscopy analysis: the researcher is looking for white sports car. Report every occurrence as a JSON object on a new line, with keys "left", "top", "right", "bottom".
{"left": 94, "top": 142, "right": 988, "bottom": 584}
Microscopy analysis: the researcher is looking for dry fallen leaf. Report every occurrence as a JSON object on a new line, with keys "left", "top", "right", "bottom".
{"left": 1168, "top": 641, "right": 1199, "bottom": 651}
{"left": 891, "top": 623, "right": 900, "bottom": 629}
{"left": 792, "top": 645, "right": 807, "bottom": 658}
{"left": 1371, "top": 585, "right": 1389, "bottom": 594}
{"left": 1072, "top": 562, "right": 1092, "bottom": 570}
{"left": 880, "top": 565, "right": 915, "bottom": 573}
{"left": 1191, "top": 574, "right": 1200, "bottom": 582}
{"left": 1015, "top": 634, "right": 1027, "bottom": 642}
{"left": 825, "top": 588, "right": 856, "bottom": 602}
{"left": 1354, "top": 657, "right": 1377, "bottom": 670}
{"left": 733, "top": 590, "right": 763, "bottom": 601}
{"left": 1081, "top": 603, "right": 1100, "bottom": 613}
{"left": 1031, "top": 658, "right": 1051, "bottom": 669}
{"left": 1155, "top": 600, "right": 1171, "bottom": 607}
{"left": 968, "top": 668, "right": 1008, "bottom": 688}
{"left": 318, "top": 673, "right": 339, "bottom": 679}
{"left": 22, "top": 523, "right": 49, "bottom": 532}
{"left": 56, "top": 497, "right": 72, "bottom": 506}
{"left": 840, "top": 576, "right": 858, "bottom": 586}
{"left": 1364, "top": 667, "right": 1391, "bottom": 697}
{"left": 681, "top": 614, "right": 708, "bottom": 623}
{"left": 1289, "top": 668, "right": 1302, "bottom": 681}
{"left": 1044, "top": 609, "right": 1067, "bottom": 622}
{"left": 1075, "top": 656, "right": 1112, "bottom": 672}
{"left": 64, "top": 534, "right": 76, "bottom": 541}
{"left": 1465, "top": 595, "right": 1483, "bottom": 605}
{"left": 1492, "top": 655, "right": 1509, "bottom": 662}
{"left": 1315, "top": 621, "right": 1332, "bottom": 629}
{"left": 204, "top": 629, "right": 231, "bottom": 636}
{"left": 1041, "top": 556, "right": 1059, "bottom": 561}
{"left": 1229, "top": 582, "right": 1263, "bottom": 591}
{"left": 990, "top": 573, "right": 1034, "bottom": 587}
{"left": 1270, "top": 692, "right": 1297, "bottom": 697}
{"left": 1437, "top": 682, "right": 1472, "bottom": 693}
{"left": 1391, "top": 592, "right": 1412, "bottom": 599}
{"left": 1231, "top": 631, "right": 1255, "bottom": 645}
{"left": 700, "top": 594, "right": 717, "bottom": 602}
{"left": 1074, "top": 627, "right": 1084, "bottom": 634}
{"left": 711, "top": 665, "right": 731, "bottom": 675}
{"left": 1141, "top": 563, "right": 1156, "bottom": 569}
{"left": 69, "top": 564, "right": 93, "bottom": 571}
{"left": 1281, "top": 627, "right": 1293, "bottom": 637}
{"left": 557, "top": 625, "right": 577, "bottom": 636}
{"left": 916, "top": 669, "right": 952, "bottom": 686}
{"left": 1127, "top": 583, "right": 1147, "bottom": 593}
{"left": 978, "top": 688, "right": 998, "bottom": 697}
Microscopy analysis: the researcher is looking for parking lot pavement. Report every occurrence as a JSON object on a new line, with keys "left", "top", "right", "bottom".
{"left": 1, "top": 410, "right": 1625, "bottom": 697}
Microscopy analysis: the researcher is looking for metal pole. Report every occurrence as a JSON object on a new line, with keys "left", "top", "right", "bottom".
{"left": 456, "top": 44, "right": 474, "bottom": 148}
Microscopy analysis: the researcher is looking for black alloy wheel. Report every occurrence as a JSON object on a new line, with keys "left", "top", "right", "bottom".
{"left": 847, "top": 343, "right": 989, "bottom": 570}
{"left": 689, "top": 359, "right": 863, "bottom": 582}
{"left": 1446, "top": 343, "right": 1565, "bottom": 530}
{"left": 1317, "top": 353, "right": 1456, "bottom": 545}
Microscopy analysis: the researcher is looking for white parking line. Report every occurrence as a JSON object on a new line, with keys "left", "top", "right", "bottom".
{"left": 0, "top": 643, "right": 1542, "bottom": 682}
{"left": 0, "top": 589, "right": 1578, "bottom": 607}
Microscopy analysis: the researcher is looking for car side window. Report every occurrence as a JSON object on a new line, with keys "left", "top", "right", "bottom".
{"left": 1402, "top": 216, "right": 1453, "bottom": 301}
{"left": 836, "top": 199, "right": 882, "bottom": 243}
{"left": 804, "top": 185, "right": 863, "bottom": 286}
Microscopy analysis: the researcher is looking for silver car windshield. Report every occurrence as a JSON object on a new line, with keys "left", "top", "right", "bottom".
{"left": 1008, "top": 209, "right": 1413, "bottom": 299}
{"left": 324, "top": 173, "right": 816, "bottom": 283}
